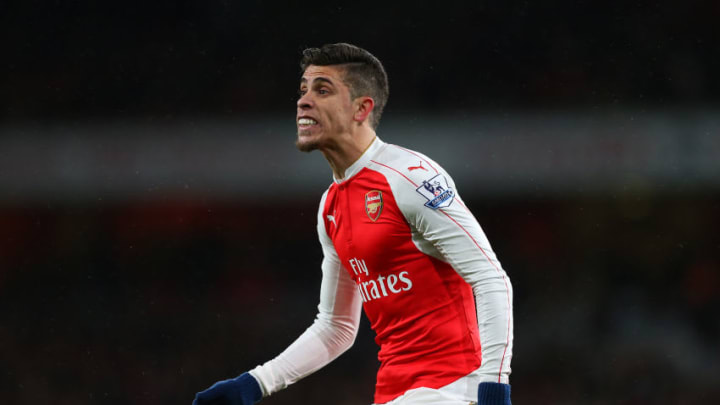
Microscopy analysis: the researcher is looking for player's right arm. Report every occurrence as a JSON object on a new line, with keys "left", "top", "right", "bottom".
{"left": 193, "top": 190, "right": 363, "bottom": 404}
{"left": 248, "top": 190, "right": 363, "bottom": 395}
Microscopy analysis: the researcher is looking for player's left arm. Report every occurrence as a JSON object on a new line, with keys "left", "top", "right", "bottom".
{"left": 390, "top": 158, "right": 514, "bottom": 388}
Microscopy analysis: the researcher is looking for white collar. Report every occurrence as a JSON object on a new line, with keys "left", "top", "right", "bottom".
{"left": 333, "top": 137, "right": 385, "bottom": 184}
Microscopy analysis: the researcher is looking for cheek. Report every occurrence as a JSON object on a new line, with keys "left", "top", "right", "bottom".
{"left": 322, "top": 98, "right": 353, "bottom": 127}
{"left": 329, "top": 107, "right": 350, "bottom": 124}
{"left": 340, "top": 102, "right": 356, "bottom": 120}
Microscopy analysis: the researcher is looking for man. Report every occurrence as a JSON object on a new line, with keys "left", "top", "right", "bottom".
{"left": 193, "top": 43, "right": 514, "bottom": 405}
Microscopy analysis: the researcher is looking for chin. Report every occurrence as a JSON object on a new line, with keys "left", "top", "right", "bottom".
{"left": 295, "top": 136, "right": 320, "bottom": 153}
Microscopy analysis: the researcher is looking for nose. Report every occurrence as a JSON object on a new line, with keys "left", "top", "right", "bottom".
{"left": 297, "top": 92, "right": 313, "bottom": 110}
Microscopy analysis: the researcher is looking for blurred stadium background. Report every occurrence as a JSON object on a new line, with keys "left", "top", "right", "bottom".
{"left": 1, "top": 1, "right": 719, "bottom": 404}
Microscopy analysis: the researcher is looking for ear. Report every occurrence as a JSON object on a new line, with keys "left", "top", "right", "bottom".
{"left": 353, "top": 97, "right": 375, "bottom": 124}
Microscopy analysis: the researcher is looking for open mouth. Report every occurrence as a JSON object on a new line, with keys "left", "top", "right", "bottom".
{"left": 298, "top": 117, "right": 319, "bottom": 130}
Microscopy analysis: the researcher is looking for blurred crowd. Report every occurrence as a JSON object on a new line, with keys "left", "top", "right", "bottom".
{"left": 1, "top": 192, "right": 718, "bottom": 404}
{"left": 2, "top": 1, "right": 717, "bottom": 123}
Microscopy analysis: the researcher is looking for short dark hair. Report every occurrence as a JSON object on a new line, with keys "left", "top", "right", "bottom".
{"left": 300, "top": 43, "right": 389, "bottom": 130}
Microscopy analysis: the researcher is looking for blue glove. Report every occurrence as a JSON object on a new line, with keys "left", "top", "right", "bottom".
{"left": 193, "top": 372, "right": 263, "bottom": 405}
{"left": 478, "top": 382, "right": 511, "bottom": 405}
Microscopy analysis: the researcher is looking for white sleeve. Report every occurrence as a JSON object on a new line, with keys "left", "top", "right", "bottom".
{"left": 392, "top": 164, "right": 514, "bottom": 384}
{"left": 248, "top": 190, "right": 363, "bottom": 396}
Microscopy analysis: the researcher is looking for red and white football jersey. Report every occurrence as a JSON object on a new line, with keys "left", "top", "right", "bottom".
{"left": 250, "top": 138, "right": 513, "bottom": 404}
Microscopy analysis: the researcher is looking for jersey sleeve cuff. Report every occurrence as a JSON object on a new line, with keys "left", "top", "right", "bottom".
{"left": 248, "top": 368, "right": 268, "bottom": 397}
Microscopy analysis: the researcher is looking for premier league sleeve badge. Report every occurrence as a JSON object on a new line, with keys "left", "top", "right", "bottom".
{"left": 416, "top": 174, "right": 455, "bottom": 210}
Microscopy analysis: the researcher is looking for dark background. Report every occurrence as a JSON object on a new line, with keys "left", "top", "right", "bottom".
{"left": 1, "top": 1, "right": 719, "bottom": 404}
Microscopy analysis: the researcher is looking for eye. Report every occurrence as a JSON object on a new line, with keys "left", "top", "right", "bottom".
{"left": 298, "top": 88, "right": 307, "bottom": 97}
{"left": 318, "top": 88, "right": 329, "bottom": 95}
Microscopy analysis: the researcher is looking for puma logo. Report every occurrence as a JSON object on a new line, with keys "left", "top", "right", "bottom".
{"left": 408, "top": 161, "right": 428, "bottom": 172}
{"left": 327, "top": 213, "right": 337, "bottom": 226}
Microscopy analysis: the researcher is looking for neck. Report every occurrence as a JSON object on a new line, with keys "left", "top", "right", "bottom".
{"left": 321, "top": 125, "right": 377, "bottom": 180}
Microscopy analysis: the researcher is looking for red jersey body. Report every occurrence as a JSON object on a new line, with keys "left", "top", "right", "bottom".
{"left": 250, "top": 138, "right": 513, "bottom": 405}
{"left": 322, "top": 167, "right": 481, "bottom": 403}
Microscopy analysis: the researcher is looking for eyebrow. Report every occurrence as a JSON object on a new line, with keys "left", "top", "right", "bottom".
{"left": 300, "top": 76, "right": 336, "bottom": 86}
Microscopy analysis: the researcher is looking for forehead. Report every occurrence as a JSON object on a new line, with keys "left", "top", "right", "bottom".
{"left": 300, "top": 65, "right": 346, "bottom": 85}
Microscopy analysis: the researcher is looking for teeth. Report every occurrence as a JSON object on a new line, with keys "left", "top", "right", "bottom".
{"left": 298, "top": 118, "right": 318, "bottom": 125}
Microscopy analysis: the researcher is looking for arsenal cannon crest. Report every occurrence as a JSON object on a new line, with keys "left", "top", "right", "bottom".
{"left": 365, "top": 190, "right": 384, "bottom": 221}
